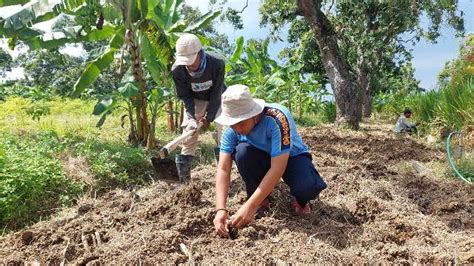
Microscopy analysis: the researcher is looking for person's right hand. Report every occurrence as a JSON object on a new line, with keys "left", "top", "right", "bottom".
{"left": 213, "top": 210, "right": 229, "bottom": 237}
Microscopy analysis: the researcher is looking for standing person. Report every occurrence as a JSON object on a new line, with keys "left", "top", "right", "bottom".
{"left": 212, "top": 85, "right": 327, "bottom": 237}
{"left": 394, "top": 108, "right": 417, "bottom": 134}
{"left": 172, "top": 33, "right": 226, "bottom": 181}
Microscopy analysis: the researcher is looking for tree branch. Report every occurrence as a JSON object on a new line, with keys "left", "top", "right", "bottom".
{"left": 237, "top": 0, "right": 249, "bottom": 13}
{"left": 397, "top": 35, "right": 417, "bottom": 44}
{"left": 325, "top": 0, "right": 334, "bottom": 14}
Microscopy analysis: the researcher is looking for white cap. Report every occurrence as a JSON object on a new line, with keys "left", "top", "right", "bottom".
{"left": 174, "top": 33, "right": 202, "bottom": 66}
{"left": 214, "top": 85, "right": 265, "bottom": 126}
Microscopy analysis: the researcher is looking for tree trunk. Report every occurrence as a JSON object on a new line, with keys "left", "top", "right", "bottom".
{"left": 174, "top": 100, "right": 180, "bottom": 133}
{"left": 179, "top": 103, "right": 184, "bottom": 133}
{"left": 166, "top": 99, "right": 175, "bottom": 132}
{"left": 297, "top": 0, "right": 361, "bottom": 129}
{"left": 362, "top": 82, "right": 372, "bottom": 118}
{"left": 126, "top": 29, "right": 151, "bottom": 147}
{"left": 356, "top": 54, "right": 372, "bottom": 118}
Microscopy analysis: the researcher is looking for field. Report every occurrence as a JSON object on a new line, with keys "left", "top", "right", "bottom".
{"left": 1, "top": 123, "right": 472, "bottom": 264}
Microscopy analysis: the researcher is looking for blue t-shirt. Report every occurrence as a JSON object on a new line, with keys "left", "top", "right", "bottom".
{"left": 220, "top": 103, "right": 310, "bottom": 157}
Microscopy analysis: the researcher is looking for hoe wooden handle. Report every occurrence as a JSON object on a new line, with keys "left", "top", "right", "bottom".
{"left": 159, "top": 122, "right": 203, "bottom": 159}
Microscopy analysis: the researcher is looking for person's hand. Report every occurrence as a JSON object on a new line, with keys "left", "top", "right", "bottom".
{"left": 230, "top": 202, "right": 257, "bottom": 229}
{"left": 213, "top": 210, "right": 229, "bottom": 237}
{"left": 199, "top": 117, "right": 210, "bottom": 131}
{"left": 185, "top": 119, "right": 198, "bottom": 134}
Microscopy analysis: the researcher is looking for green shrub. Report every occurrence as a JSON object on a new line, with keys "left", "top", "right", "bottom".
{"left": 294, "top": 114, "right": 322, "bottom": 127}
{"left": 321, "top": 102, "right": 336, "bottom": 123}
{"left": 437, "top": 78, "right": 474, "bottom": 130}
{"left": 24, "top": 101, "right": 52, "bottom": 121}
{"left": 407, "top": 90, "right": 439, "bottom": 123}
{"left": 0, "top": 132, "right": 84, "bottom": 231}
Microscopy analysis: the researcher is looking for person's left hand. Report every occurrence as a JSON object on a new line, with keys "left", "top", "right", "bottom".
{"left": 230, "top": 202, "right": 257, "bottom": 229}
{"left": 199, "top": 117, "right": 210, "bottom": 131}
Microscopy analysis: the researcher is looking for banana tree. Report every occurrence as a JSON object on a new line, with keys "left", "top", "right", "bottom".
{"left": 226, "top": 38, "right": 278, "bottom": 93}
{"left": 226, "top": 37, "right": 326, "bottom": 118}
{"left": 0, "top": 0, "right": 220, "bottom": 149}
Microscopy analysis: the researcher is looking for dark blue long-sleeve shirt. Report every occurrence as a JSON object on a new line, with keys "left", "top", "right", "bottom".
{"left": 172, "top": 52, "right": 226, "bottom": 122}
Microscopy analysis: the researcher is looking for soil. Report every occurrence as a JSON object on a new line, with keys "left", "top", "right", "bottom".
{"left": 1, "top": 123, "right": 473, "bottom": 264}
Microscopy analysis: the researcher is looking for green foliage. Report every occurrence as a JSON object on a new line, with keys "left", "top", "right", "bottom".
{"left": 24, "top": 101, "right": 51, "bottom": 121}
{"left": 0, "top": 131, "right": 84, "bottom": 230}
{"left": 0, "top": 144, "right": 6, "bottom": 168}
{"left": 222, "top": 8, "right": 243, "bottom": 30}
{"left": 0, "top": 83, "right": 53, "bottom": 101}
{"left": 226, "top": 37, "right": 327, "bottom": 118}
{"left": 14, "top": 49, "right": 84, "bottom": 96}
{"left": 375, "top": 77, "right": 473, "bottom": 132}
{"left": 0, "top": 47, "right": 12, "bottom": 77}
{"left": 438, "top": 34, "right": 474, "bottom": 87}
{"left": 436, "top": 78, "right": 474, "bottom": 130}
{"left": 321, "top": 102, "right": 336, "bottom": 123}
{"left": 407, "top": 91, "right": 439, "bottom": 124}
{"left": 68, "top": 135, "right": 150, "bottom": 191}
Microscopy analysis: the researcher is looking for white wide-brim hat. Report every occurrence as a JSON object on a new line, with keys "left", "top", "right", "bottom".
{"left": 214, "top": 84, "right": 265, "bottom": 126}
{"left": 174, "top": 33, "right": 202, "bottom": 66}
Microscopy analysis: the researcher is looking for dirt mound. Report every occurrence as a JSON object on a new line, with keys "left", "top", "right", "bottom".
{"left": 1, "top": 124, "right": 473, "bottom": 264}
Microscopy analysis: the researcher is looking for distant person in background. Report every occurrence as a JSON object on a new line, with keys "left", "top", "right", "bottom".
{"left": 394, "top": 108, "right": 417, "bottom": 134}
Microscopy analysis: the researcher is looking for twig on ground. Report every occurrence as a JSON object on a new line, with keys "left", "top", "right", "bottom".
{"left": 95, "top": 231, "right": 103, "bottom": 246}
{"left": 179, "top": 242, "right": 194, "bottom": 264}
{"left": 60, "top": 237, "right": 70, "bottom": 266}
{"left": 82, "top": 234, "right": 90, "bottom": 252}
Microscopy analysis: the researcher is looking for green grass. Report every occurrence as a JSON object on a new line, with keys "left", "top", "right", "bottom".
{"left": 437, "top": 78, "right": 474, "bottom": 130}
{"left": 457, "top": 152, "right": 474, "bottom": 183}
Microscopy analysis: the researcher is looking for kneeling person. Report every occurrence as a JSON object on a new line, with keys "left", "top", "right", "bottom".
{"left": 213, "top": 85, "right": 327, "bottom": 237}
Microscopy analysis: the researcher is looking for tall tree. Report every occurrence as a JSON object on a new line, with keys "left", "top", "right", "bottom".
{"left": 296, "top": 0, "right": 362, "bottom": 129}
{"left": 13, "top": 49, "right": 83, "bottom": 95}
{"left": 334, "top": 0, "right": 464, "bottom": 117}
{"left": 261, "top": 0, "right": 362, "bottom": 128}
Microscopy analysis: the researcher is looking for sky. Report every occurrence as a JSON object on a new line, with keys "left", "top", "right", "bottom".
{"left": 1, "top": 0, "right": 473, "bottom": 89}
